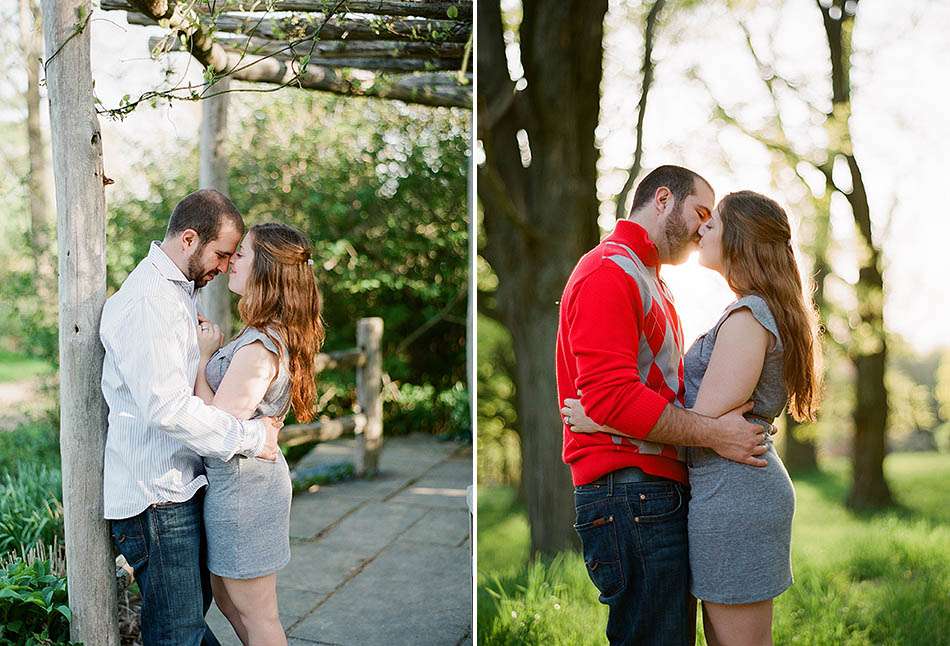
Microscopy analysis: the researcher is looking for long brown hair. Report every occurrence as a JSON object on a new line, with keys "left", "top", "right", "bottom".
{"left": 719, "top": 191, "right": 822, "bottom": 422}
{"left": 238, "top": 223, "right": 325, "bottom": 422}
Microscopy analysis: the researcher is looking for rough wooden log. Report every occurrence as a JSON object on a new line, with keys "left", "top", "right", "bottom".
{"left": 149, "top": 35, "right": 460, "bottom": 71}
{"left": 355, "top": 317, "right": 383, "bottom": 476}
{"left": 196, "top": 75, "right": 233, "bottom": 336}
{"left": 123, "top": 10, "right": 471, "bottom": 44}
{"left": 314, "top": 347, "right": 365, "bottom": 374}
{"left": 208, "top": 36, "right": 464, "bottom": 59}
{"left": 102, "top": 0, "right": 472, "bottom": 21}
{"left": 281, "top": 413, "right": 367, "bottom": 447}
{"left": 215, "top": 49, "right": 471, "bottom": 108}
{"left": 40, "top": 0, "right": 120, "bottom": 642}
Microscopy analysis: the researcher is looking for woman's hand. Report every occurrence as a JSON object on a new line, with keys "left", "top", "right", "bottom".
{"left": 560, "top": 398, "right": 604, "bottom": 434}
{"left": 196, "top": 317, "right": 224, "bottom": 360}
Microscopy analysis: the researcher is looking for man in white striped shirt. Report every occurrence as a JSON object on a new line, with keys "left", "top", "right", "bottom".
{"left": 101, "top": 189, "right": 281, "bottom": 646}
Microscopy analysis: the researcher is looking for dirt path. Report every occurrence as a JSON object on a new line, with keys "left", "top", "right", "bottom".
{"left": 0, "top": 378, "right": 48, "bottom": 431}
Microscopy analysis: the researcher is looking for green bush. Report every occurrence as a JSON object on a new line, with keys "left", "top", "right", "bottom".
{"left": 0, "top": 465, "right": 63, "bottom": 557}
{"left": 0, "top": 558, "right": 74, "bottom": 646}
{"left": 0, "top": 419, "right": 60, "bottom": 476}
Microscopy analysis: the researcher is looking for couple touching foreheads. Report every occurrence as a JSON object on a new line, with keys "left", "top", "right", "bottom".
{"left": 557, "top": 165, "right": 822, "bottom": 645}
{"left": 101, "top": 189, "right": 324, "bottom": 645}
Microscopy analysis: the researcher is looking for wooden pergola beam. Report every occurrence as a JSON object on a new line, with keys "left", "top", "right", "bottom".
{"left": 215, "top": 49, "right": 470, "bottom": 107}
{"left": 150, "top": 34, "right": 461, "bottom": 72}
{"left": 206, "top": 35, "right": 464, "bottom": 59}
{"left": 103, "top": 0, "right": 473, "bottom": 21}
{"left": 108, "top": 4, "right": 472, "bottom": 43}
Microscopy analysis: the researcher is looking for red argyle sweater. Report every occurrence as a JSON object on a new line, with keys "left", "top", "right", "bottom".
{"left": 556, "top": 221, "right": 688, "bottom": 485}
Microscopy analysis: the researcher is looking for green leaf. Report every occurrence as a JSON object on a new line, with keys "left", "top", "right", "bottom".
{"left": 447, "top": 5, "right": 459, "bottom": 19}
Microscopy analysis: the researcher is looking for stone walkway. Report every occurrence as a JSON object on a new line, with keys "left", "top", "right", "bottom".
{"left": 205, "top": 434, "right": 473, "bottom": 645}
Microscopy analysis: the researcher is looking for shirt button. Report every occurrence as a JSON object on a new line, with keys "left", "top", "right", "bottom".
{"left": 634, "top": 517, "right": 640, "bottom": 523}
{"left": 640, "top": 494, "right": 646, "bottom": 500}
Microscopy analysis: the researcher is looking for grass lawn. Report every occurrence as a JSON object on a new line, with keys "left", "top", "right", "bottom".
{"left": 0, "top": 350, "right": 52, "bottom": 383}
{"left": 477, "top": 453, "right": 950, "bottom": 645}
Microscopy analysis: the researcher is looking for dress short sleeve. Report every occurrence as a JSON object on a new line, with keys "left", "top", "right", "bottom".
{"left": 714, "top": 295, "right": 783, "bottom": 353}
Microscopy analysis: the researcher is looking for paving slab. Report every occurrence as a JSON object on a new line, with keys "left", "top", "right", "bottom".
{"left": 288, "top": 542, "right": 471, "bottom": 645}
{"left": 387, "top": 477, "right": 471, "bottom": 510}
{"left": 279, "top": 541, "right": 367, "bottom": 592}
{"left": 289, "top": 493, "right": 366, "bottom": 540}
{"left": 399, "top": 508, "right": 470, "bottom": 547}
{"left": 317, "top": 501, "right": 428, "bottom": 553}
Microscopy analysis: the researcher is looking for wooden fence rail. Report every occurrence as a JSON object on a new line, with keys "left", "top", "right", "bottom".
{"left": 281, "top": 317, "right": 383, "bottom": 476}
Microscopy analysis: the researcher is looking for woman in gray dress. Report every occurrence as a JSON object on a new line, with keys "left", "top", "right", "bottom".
{"left": 194, "top": 223, "right": 325, "bottom": 645}
{"left": 564, "top": 191, "right": 822, "bottom": 645}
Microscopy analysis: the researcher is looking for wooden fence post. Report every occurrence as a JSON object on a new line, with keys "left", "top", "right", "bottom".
{"left": 40, "top": 0, "right": 120, "bottom": 643}
{"left": 355, "top": 317, "right": 383, "bottom": 475}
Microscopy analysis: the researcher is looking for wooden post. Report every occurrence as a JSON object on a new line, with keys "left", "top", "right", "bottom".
{"left": 355, "top": 317, "right": 383, "bottom": 476}
{"left": 197, "top": 76, "right": 233, "bottom": 336}
{"left": 40, "top": 0, "right": 120, "bottom": 643}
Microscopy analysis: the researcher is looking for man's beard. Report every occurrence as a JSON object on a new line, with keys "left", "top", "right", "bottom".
{"left": 186, "top": 243, "right": 215, "bottom": 288}
{"left": 664, "top": 203, "right": 695, "bottom": 264}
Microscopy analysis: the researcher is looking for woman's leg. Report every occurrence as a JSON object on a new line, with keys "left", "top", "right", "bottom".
{"left": 218, "top": 573, "right": 286, "bottom": 646}
{"left": 211, "top": 573, "right": 249, "bottom": 644}
{"left": 701, "top": 599, "right": 773, "bottom": 646}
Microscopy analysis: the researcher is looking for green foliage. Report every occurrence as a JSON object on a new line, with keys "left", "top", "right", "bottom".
{"left": 0, "top": 558, "right": 74, "bottom": 646}
{"left": 0, "top": 419, "right": 61, "bottom": 477}
{"left": 385, "top": 381, "right": 471, "bottom": 440}
{"left": 477, "top": 454, "right": 950, "bottom": 645}
{"left": 0, "top": 465, "right": 63, "bottom": 558}
{"left": 0, "top": 351, "right": 52, "bottom": 384}
{"left": 477, "top": 315, "right": 519, "bottom": 485}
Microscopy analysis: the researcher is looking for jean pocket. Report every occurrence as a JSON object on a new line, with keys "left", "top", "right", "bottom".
{"left": 573, "top": 509, "right": 624, "bottom": 598}
{"left": 634, "top": 485, "right": 684, "bottom": 523}
{"left": 111, "top": 517, "right": 148, "bottom": 573}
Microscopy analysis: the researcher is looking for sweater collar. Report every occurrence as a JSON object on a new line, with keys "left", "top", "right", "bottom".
{"left": 606, "top": 220, "right": 660, "bottom": 267}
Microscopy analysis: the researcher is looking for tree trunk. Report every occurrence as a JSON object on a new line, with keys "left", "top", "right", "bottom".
{"left": 818, "top": 0, "right": 891, "bottom": 508}
{"left": 19, "top": 0, "right": 54, "bottom": 284}
{"left": 478, "top": 0, "right": 606, "bottom": 557}
{"left": 198, "top": 76, "right": 233, "bottom": 337}
{"left": 782, "top": 413, "right": 817, "bottom": 472}
{"left": 40, "top": 0, "right": 120, "bottom": 642}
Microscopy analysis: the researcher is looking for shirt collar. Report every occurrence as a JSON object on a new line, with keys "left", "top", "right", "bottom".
{"left": 147, "top": 241, "right": 196, "bottom": 296}
{"left": 606, "top": 220, "right": 660, "bottom": 267}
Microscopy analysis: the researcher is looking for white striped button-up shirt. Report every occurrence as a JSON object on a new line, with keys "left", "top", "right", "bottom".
{"left": 100, "top": 242, "right": 266, "bottom": 519}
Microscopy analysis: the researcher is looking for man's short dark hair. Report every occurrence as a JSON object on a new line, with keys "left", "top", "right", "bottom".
{"left": 629, "top": 165, "right": 711, "bottom": 215}
{"left": 165, "top": 189, "right": 245, "bottom": 243}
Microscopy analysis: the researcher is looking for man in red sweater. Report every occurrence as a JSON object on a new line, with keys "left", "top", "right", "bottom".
{"left": 556, "top": 165, "right": 768, "bottom": 645}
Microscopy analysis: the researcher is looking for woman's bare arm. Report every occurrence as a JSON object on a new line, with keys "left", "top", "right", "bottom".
{"left": 210, "top": 342, "right": 279, "bottom": 420}
{"left": 690, "top": 308, "right": 771, "bottom": 419}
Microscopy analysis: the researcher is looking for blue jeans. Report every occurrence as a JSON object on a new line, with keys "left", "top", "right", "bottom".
{"left": 110, "top": 490, "right": 221, "bottom": 646}
{"left": 573, "top": 473, "right": 691, "bottom": 645}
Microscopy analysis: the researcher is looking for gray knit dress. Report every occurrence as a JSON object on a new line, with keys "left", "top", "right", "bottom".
{"left": 202, "top": 327, "right": 293, "bottom": 579}
{"left": 683, "top": 295, "right": 796, "bottom": 604}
